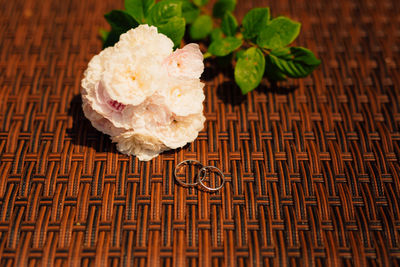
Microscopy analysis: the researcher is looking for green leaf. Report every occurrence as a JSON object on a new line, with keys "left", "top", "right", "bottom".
{"left": 268, "top": 47, "right": 321, "bottom": 78}
{"left": 210, "top": 27, "right": 224, "bottom": 42}
{"left": 99, "top": 28, "right": 109, "bottom": 42}
{"left": 190, "top": 15, "right": 213, "bottom": 40}
{"left": 157, "top": 17, "right": 186, "bottom": 47}
{"left": 221, "top": 12, "right": 238, "bottom": 36}
{"left": 234, "top": 47, "right": 265, "bottom": 94}
{"left": 290, "top": 47, "right": 321, "bottom": 65}
{"left": 104, "top": 10, "right": 139, "bottom": 33}
{"left": 125, "top": 0, "right": 155, "bottom": 23}
{"left": 103, "top": 28, "right": 123, "bottom": 48}
{"left": 146, "top": 0, "right": 182, "bottom": 26}
{"left": 265, "top": 55, "right": 287, "bottom": 81}
{"left": 242, "top": 7, "right": 270, "bottom": 40}
{"left": 193, "top": 0, "right": 209, "bottom": 7}
{"left": 257, "top": 16, "right": 301, "bottom": 49}
{"left": 212, "top": 0, "right": 236, "bottom": 18}
{"left": 180, "top": 0, "right": 200, "bottom": 24}
{"left": 208, "top": 36, "right": 242, "bottom": 56}
{"left": 235, "top": 49, "right": 245, "bottom": 60}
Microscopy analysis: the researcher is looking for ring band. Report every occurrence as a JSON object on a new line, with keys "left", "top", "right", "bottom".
{"left": 198, "top": 166, "right": 225, "bottom": 192}
{"left": 174, "top": 159, "right": 204, "bottom": 187}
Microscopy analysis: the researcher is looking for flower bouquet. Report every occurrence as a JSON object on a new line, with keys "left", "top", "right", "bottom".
{"left": 81, "top": 0, "right": 320, "bottom": 160}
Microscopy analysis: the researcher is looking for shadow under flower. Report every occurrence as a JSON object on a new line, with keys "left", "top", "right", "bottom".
{"left": 67, "top": 94, "right": 116, "bottom": 154}
{"left": 216, "top": 80, "right": 247, "bottom": 106}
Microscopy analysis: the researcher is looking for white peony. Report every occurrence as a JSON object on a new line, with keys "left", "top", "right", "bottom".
{"left": 164, "top": 43, "right": 204, "bottom": 79}
{"left": 81, "top": 24, "right": 206, "bottom": 161}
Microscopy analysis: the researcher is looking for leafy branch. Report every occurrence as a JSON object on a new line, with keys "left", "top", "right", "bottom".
{"left": 101, "top": 0, "right": 321, "bottom": 95}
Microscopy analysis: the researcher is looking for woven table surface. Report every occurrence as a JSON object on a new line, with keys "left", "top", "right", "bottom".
{"left": 1, "top": 0, "right": 400, "bottom": 266}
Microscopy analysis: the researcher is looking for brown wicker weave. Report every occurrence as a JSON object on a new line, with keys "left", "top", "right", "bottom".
{"left": 1, "top": 0, "right": 400, "bottom": 266}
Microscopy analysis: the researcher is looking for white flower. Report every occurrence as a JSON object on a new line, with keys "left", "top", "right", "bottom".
{"left": 161, "top": 78, "right": 205, "bottom": 116}
{"left": 112, "top": 130, "right": 168, "bottom": 161}
{"left": 117, "top": 24, "right": 174, "bottom": 60}
{"left": 82, "top": 100, "right": 125, "bottom": 136}
{"left": 155, "top": 113, "right": 206, "bottom": 149}
{"left": 100, "top": 50, "right": 165, "bottom": 106}
{"left": 164, "top": 43, "right": 204, "bottom": 79}
{"left": 81, "top": 24, "right": 206, "bottom": 161}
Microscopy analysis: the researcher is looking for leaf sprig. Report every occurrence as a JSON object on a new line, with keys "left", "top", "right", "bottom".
{"left": 101, "top": 0, "right": 321, "bottom": 95}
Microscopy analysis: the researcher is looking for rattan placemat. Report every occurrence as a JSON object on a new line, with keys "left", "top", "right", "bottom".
{"left": 0, "top": 0, "right": 400, "bottom": 266}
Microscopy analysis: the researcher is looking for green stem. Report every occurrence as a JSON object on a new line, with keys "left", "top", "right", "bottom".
{"left": 203, "top": 52, "right": 212, "bottom": 59}
{"left": 243, "top": 39, "right": 270, "bottom": 55}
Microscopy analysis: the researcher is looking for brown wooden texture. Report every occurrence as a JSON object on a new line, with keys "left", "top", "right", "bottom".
{"left": 1, "top": 0, "right": 400, "bottom": 266}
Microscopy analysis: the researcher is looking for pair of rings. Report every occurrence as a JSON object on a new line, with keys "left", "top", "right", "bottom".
{"left": 174, "top": 160, "right": 225, "bottom": 192}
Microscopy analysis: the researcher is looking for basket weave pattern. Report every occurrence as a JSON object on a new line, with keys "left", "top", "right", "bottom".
{"left": 0, "top": 0, "right": 400, "bottom": 266}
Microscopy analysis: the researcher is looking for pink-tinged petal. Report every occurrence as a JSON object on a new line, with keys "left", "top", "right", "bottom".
{"left": 107, "top": 100, "right": 126, "bottom": 112}
{"left": 164, "top": 43, "right": 204, "bottom": 79}
{"left": 82, "top": 100, "right": 125, "bottom": 136}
